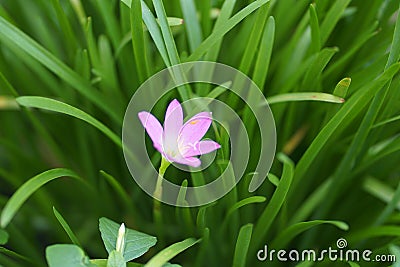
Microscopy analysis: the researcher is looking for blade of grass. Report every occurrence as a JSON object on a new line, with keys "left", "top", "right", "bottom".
{"left": 152, "top": 0, "right": 191, "bottom": 101}
{"left": 180, "top": 0, "right": 203, "bottom": 53}
{"left": 320, "top": 0, "right": 351, "bottom": 45}
{"left": 309, "top": 4, "right": 321, "bottom": 54}
{"left": 0, "top": 168, "right": 80, "bottom": 228}
{"left": 52, "top": 207, "right": 82, "bottom": 247}
{"left": 185, "top": 0, "right": 271, "bottom": 62}
{"left": 130, "top": 0, "right": 150, "bottom": 83}
{"left": 16, "top": 96, "right": 122, "bottom": 148}
{"left": 267, "top": 92, "right": 345, "bottom": 105}
{"left": 251, "top": 153, "right": 295, "bottom": 254}
{"left": 122, "top": 0, "right": 171, "bottom": 66}
{"left": 233, "top": 224, "right": 253, "bottom": 267}
{"left": 315, "top": 9, "right": 400, "bottom": 219}
{"left": 253, "top": 16, "right": 275, "bottom": 90}
{"left": 144, "top": 238, "right": 201, "bottom": 267}
{"left": 270, "top": 220, "right": 349, "bottom": 249}
{"left": 0, "top": 16, "right": 121, "bottom": 123}
{"left": 289, "top": 63, "right": 400, "bottom": 203}
{"left": 226, "top": 196, "right": 266, "bottom": 217}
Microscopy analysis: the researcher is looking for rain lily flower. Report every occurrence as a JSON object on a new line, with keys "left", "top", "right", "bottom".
{"left": 138, "top": 99, "right": 221, "bottom": 167}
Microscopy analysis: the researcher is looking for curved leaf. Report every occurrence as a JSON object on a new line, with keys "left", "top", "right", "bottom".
{"left": 271, "top": 220, "right": 349, "bottom": 248}
{"left": 144, "top": 238, "right": 200, "bottom": 267}
{"left": 1, "top": 168, "right": 80, "bottom": 228}
{"left": 16, "top": 96, "right": 122, "bottom": 148}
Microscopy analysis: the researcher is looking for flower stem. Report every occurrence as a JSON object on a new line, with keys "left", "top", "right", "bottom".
{"left": 153, "top": 157, "right": 170, "bottom": 246}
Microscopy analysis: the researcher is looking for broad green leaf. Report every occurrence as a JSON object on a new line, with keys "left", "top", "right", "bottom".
{"left": 53, "top": 207, "right": 81, "bottom": 247}
{"left": 144, "top": 238, "right": 200, "bottom": 267}
{"left": 99, "top": 217, "right": 157, "bottom": 262}
{"left": 267, "top": 92, "right": 345, "bottom": 105}
{"left": 16, "top": 96, "right": 122, "bottom": 149}
{"left": 251, "top": 153, "right": 295, "bottom": 253}
{"left": 0, "top": 229, "right": 8, "bottom": 245}
{"left": 233, "top": 224, "right": 253, "bottom": 267}
{"left": 107, "top": 251, "right": 126, "bottom": 267}
{"left": 1, "top": 168, "right": 80, "bottom": 228}
{"left": 348, "top": 262, "right": 360, "bottom": 267}
{"left": 46, "top": 244, "right": 96, "bottom": 267}
{"left": 270, "top": 220, "right": 349, "bottom": 249}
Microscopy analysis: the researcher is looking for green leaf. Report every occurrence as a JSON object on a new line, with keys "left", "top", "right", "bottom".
{"left": 144, "top": 238, "right": 200, "bottom": 267}
{"left": 348, "top": 262, "right": 360, "bottom": 267}
{"left": 122, "top": 0, "right": 170, "bottom": 66}
{"left": 348, "top": 226, "right": 400, "bottom": 243}
{"left": 53, "top": 207, "right": 82, "bottom": 247}
{"left": 227, "top": 196, "right": 267, "bottom": 217}
{"left": 185, "top": 0, "right": 271, "bottom": 62}
{"left": 301, "top": 47, "right": 338, "bottom": 89}
{"left": 309, "top": 4, "right": 321, "bottom": 54}
{"left": 91, "top": 260, "right": 142, "bottom": 267}
{"left": 320, "top": 0, "right": 351, "bottom": 45}
{"left": 233, "top": 224, "right": 253, "bottom": 267}
{"left": 271, "top": 220, "right": 349, "bottom": 249}
{"left": 107, "top": 251, "right": 126, "bottom": 267}
{"left": 1, "top": 168, "right": 80, "bottom": 228}
{"left": 251, "top": 153, "right": 295, "bottom": 253}
{"left": 0, "top": 229, "right": 8, "bottom": 245}
{"left": 267, "top": 92, "right": 345, "bottom": 105}
{"left": 0, "top": 16, "right": 120, "bottom": 123}
{"left": 152, "top": 0, "right": 181, "bottom": 65}
{"left": 333, "top": 77, "right": 351, "bottom": 98}
{"left": 180, "top": 0, "right": 203, "bottom": 52}
{"left": 16, "top": 96, "right": 122, "bottom": 149}
{"left": 291, "top": 63, "right": 400, "bottom": 198}
{"left": 268, "top": 173, "right": 280, "bottom": 187}
{"left": 130, "top": 0, "right": 149, "bottom": 83}
{"left": 99, "top": 217, "right": 157, "bottom": 262}
{"left": 389, "top": 245, "right": 400, "bottom": 267}
{"left": 46, "top": 244, "right": 96, "bottom": 267}
{"left": 253, "top": 16, "right": 275, "bottom": 89}
{"left": 100, "top": 171, "right": 132, "bottom": 208}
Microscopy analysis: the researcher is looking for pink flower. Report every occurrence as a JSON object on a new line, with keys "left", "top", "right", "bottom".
{"left": 138, "top": 99, "right": 221, "bottom": 167}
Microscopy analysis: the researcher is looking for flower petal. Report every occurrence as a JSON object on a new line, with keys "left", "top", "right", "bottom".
{"left": 138, "top": 111, "right": 163, "bottom": 152}
{"left": 178, "top": 112, "right": 212, "bottom": 146}
{"left": 163, "top": 99, "right": 183, "bottom": 153}
{"left": 182, "top": 140, "right": 221, "bottom": 157}
{"left": 173, "top": 156, "right": 201, "bottom": 167}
